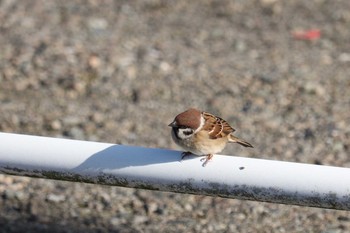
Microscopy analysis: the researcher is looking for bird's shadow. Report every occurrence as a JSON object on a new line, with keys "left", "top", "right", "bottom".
{"left": 73, "top": 145, "right": 183, "bottom": 172}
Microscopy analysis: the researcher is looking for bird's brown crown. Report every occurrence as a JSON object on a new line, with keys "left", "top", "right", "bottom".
{"left": 174, "top": 108, "right": 202, "bottom": 130}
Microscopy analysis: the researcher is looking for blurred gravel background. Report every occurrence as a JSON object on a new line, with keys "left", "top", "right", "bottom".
{"left": 1, "top": 0, "right": 350, "bottom": 232}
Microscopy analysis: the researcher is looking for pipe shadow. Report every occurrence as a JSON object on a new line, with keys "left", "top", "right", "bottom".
{"left": 74, "top": 145, "right": 182, "bottom": 171}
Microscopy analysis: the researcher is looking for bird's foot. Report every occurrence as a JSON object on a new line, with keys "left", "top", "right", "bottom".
{"left": 200, "top": 154, "right": 213, "bottom": 167}
{"left": 180, "top": 151, "right": 193, "bottom": 161}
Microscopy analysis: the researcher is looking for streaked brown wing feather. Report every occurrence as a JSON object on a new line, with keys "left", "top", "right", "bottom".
{"left": 202, "top": 112, "right": 235, "bottom": 139}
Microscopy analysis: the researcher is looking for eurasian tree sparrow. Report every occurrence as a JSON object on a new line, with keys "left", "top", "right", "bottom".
{"left": 169, "top": 108, "right": 253, "bottom": 166}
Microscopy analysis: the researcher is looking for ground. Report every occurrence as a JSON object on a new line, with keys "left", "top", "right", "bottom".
{"left": 0, "top": 0, "right": 350, "bottom": 232}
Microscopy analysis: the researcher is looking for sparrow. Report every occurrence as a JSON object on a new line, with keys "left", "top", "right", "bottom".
{"left": 169, "top": 108, "right": 253, "bottom": 166}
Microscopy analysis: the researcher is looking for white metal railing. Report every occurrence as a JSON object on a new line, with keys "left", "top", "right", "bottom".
{"left": 0, "top": 132, "right": 349, "bottom": 210}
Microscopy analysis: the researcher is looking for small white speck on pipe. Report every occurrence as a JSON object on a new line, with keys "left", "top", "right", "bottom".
{"left": 0, "top": 132, "right": 349, "bottom": 210}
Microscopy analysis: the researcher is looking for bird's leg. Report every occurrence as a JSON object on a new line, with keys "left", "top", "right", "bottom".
{"left": 181, "top": 151, "right": 193, "bottom": 161}
{"left": 200, "top": 154, "right": 213, "bottom": 167}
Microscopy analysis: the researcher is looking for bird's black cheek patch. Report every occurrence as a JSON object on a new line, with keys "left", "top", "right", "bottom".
{"left": 183, "top": 129, "right": 194, "bottom": 136}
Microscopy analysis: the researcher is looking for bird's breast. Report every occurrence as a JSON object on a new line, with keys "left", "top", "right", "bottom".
{"left": 193, "top": 131, "right": 228, "bottom": 155}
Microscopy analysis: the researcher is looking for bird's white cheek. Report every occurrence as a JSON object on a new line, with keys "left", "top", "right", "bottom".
{"left": 171, "top": 129, "right": 195, "bottom": 152}
{"left": 177, "top": 128, "right": 194, "bottom": 139}
{"left": 177, "top": 131, "right": 186, "bottom": 139}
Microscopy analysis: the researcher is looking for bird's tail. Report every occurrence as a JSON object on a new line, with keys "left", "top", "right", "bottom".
{"left": 228, "top": 135, "right": 253, "bottom": 148}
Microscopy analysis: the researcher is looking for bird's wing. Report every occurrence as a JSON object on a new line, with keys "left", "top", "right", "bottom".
{"left": 202, "top": 112, "right": 235, "bottom": 139}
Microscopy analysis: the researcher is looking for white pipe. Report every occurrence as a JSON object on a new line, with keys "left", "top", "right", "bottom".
{"left": 0, "top": 132, "right": 349, "bottom": 210}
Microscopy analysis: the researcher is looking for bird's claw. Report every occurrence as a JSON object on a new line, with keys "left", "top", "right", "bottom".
{"left": 200, "top": 154, "right": 213, "bottom": 167}
{"left": 180, "top": 152, "right": 193, "bottom": 161}
{"left": 180, "top": 152, "right": 213, "bottom": 167}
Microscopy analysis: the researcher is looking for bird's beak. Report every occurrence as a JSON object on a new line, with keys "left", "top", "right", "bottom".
{"left": 168, "top": 121, "right": 177, "bottom": 127}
